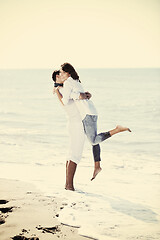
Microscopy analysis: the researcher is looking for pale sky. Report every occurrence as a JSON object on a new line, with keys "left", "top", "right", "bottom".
{"left": 0, "top": 0, "right": 160, "bottom": 68}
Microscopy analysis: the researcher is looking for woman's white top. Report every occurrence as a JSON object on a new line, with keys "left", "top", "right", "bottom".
{"left": 62, "top": 77, "right": 97, "bottom": 120}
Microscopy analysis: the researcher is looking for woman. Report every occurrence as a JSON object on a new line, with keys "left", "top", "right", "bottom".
{"left": 52, "top": 70, "right": 90, "bottom": 191}
{"left": 58, "top": 63, "right": 131, "bottom": 181}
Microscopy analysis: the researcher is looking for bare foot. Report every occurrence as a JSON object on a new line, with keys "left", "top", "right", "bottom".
{"left": 91, "top": 167, "right": 102, "bottom": 181}
{"left": 65, "top": 186, "right": 75, "bottom": 191}
{"left": 116, "top": 125, "right": 131, "bottom": 133}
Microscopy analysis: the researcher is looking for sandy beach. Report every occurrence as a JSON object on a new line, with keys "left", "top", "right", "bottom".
{"left": 1, "top": 68, "right": 160, "bottom": 239}
{"left": 0, "top": 178, "right": 95, "bottom": 240}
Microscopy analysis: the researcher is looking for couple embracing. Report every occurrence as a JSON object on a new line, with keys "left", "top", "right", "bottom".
{"left": 52, "top": 63, "right": 131, "bottom": 191}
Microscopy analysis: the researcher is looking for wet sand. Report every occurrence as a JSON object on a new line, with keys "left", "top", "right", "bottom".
{"left": 0, "top": 178, "right": 96, "bottom": 240}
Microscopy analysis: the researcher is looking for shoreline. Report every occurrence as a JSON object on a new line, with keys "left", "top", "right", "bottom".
{"left": 0, "top": 178, "right": 96, "bottom": 240}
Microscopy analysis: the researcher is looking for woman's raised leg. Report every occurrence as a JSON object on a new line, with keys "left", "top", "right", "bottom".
{"left": 109, "top": 125, "right": 131, "bottom": 136}
{"left": 91, "top": 160, "right": 102, "bottom": 181}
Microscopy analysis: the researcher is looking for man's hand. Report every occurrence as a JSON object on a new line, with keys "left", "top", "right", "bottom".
{"left": 79, "top": 91, "right": 92, "bottom": 100}
{"left": 85, "top": 91, "right": 92, "bottom": 99}
{"left": 53, "top": 86, "right": 62, "bottom": 95}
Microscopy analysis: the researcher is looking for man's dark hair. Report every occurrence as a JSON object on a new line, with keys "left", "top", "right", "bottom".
{"left": 52, "top": 70, "right": 60, "bottom": 82}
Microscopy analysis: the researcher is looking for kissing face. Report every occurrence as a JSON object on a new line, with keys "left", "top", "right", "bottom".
{"left": 59, "top": 68, "right": 70, "bottom": 81}
{"left": 56, "top": 74, "right": 63, "bottom": 83}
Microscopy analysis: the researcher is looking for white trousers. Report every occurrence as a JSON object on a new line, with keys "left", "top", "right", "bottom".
{"left": 67, "top": 120, "right": 85, "bottom": 164}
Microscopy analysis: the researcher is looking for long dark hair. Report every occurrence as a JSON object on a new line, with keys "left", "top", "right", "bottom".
{"left": 61, "top": 63, "right": 80, "bottom": 82}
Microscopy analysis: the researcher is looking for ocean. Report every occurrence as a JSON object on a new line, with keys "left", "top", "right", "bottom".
{"left": 0, "top": 68, "right": 160, "bottom": 239}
